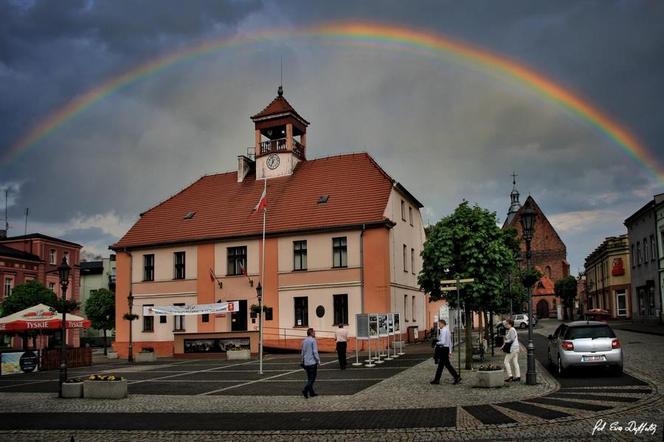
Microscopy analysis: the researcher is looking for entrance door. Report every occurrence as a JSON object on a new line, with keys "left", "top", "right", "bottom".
{"left": 231, "top": 300, "right": 248, "bottom": 331}
{"left": 536, "top": 299, "right": 549, "bottom": 319}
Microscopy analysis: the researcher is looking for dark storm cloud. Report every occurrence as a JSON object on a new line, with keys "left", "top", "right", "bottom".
{"left": 1, "top": 1, "right": 662, "bottom": 270}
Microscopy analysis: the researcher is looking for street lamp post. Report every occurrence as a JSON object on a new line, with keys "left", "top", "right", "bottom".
{"left": 127, "top": 293, "right": 134, "bottom": 363}
{"left": 520, "top": 206, "right": 537, "bottom": 386}
{"left": 256, "top": 282, "right": 263, "bottom": 375}
{"left": 57, "top": 257, "right": 71, "bottom": 398}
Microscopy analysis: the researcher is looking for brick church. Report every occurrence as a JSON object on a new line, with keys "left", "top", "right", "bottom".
{"left": 502, "top": 176, "right": 570, "bottom": 319}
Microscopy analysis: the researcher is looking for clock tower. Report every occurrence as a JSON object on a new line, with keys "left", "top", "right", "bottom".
{"left": 251, "top": 86, "right": 309, "bottom": 179}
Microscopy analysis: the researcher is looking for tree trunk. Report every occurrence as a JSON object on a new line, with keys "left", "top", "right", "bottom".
{"left": 465, "top": 308, "right": 473, "bottom": 370}
{"left": 489, "top": 312, "right": 494, "bottom": 357}
{"left": 103, "top": 329, "right": 108, "bottom": 356}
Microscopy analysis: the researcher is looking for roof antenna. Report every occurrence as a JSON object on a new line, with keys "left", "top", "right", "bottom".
{"left": 278, "top": 56, "right": 283, "bottom": 96}
{"left": 4, "top": 188, "right": 8, "bottom": 233}
{"left": 24, "top": 207, "right": 29, "bottom": 235}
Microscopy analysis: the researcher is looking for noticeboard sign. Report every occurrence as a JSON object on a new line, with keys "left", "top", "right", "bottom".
{"left": 393, "top": 313, "right": 400, "bottom": 333}
{"left": 378, "top": 314, "right": 388, "bottom": 337}
{"left": 356, "top": 314, "right": 369, "bottom": 339}
{"left": 387, "top": 313, "right": 394, "bottom": 335}
{"left": 368, "top": 314, "right": 378, "bottom": 338}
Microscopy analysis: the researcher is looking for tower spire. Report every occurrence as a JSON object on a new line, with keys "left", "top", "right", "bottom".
{"left": 506, "top": 172, "right": 521, "bottom": 224}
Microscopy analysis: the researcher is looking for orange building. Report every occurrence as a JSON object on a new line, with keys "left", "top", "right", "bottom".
{"left": 111, "top": 88, "right": 427, "bottom": 357}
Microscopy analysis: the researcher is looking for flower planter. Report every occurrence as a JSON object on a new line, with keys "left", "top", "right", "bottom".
{"left": 62, "top": 382, "right": 83, "bottom": 398}
{"left": 226, "top": 349, "right": 251, "bottom": 360}
{"left": 84, "top": 379, "right": 128, "bottom": 399}
{"left": 136, "top": 352, "right": 156, "bottom": 363}
{"left": 476, "top": 369, "right": 505, "bottom": 388}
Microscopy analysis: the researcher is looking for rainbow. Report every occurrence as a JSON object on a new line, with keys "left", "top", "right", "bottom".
{"left": 4, "top": 21, "right": 662, "bottom": 182}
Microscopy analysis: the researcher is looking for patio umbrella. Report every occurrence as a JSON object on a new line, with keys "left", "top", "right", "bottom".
{"left": 0, "top": 304, "right": 91, "bottom": 332}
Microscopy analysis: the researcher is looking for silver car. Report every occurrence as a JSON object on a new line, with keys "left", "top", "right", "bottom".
{"left": 547, "top": 321, "right": 623, "bottom": 376}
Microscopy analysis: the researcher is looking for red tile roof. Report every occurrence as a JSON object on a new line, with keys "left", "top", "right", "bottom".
{"left": 112, "top": 153, "right": 398, "bottom": 250}
{"left": 251, "top": 94, "right": 309, "bottom": 126}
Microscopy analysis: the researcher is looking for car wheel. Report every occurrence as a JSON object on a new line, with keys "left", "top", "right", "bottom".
{"left": 519, "top": 323, "right": 526, "bottom": 329}
{"left": 557, "top": 355, "right": 566, "bottom": 377}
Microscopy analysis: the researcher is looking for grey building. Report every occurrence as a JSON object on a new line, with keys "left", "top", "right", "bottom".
{"left": 655, "top": 194, "right": 664, "bottom": 323}
{"left": 79, "top": 255, "right": 116, "bottom": 340}
{"left": 624, "top": 195, "right": 663, "bottom": 323}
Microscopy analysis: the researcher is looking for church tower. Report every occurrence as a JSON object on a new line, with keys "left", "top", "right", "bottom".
{"left": 505, "top": 172, "right": 521, "bottom": 226}
{"left": 250, "top": 86, "right": 309, "bottom": 180}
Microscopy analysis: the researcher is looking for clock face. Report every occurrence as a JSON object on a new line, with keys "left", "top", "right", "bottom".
{"left": 266, "top": 154, "right": 280, "bottom": 170}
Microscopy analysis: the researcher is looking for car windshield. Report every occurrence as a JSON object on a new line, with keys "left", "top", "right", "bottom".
{"left": 565, "top": 325, "right": 615, "bottom": 340}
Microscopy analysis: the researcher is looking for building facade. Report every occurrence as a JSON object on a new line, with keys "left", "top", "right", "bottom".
{"left": 0, "top": 233, "right": 82, "bottom": 346}
{"left": 503, "top": 179, "right": 570, "bottom": 318}
{"left": 656, "top": 194, "right": 664, "bottom": 323}
{"left": 584, "top": 234, "right": 631, "bottom": 319}
{"left": 79, "top": 255, "right": 116, "bottom": 340}
{"left": 625, "top": 194, "right": 663, "bottom": 322}
{"left": 111, "top": 88, "right": 427, "bottom": 357}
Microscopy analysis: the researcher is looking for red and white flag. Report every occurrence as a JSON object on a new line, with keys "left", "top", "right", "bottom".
{"left": 253, "top": 181, "right": 267, "bottom": 213}
{"left": 209, "top": 267, "right": 216, "bottom": 281}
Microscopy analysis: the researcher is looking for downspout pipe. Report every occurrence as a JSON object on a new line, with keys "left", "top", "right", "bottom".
{"left": 360, "top": 224, "right": 365, "bottom": 313}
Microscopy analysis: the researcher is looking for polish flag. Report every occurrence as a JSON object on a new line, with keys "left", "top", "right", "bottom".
{"left": 239, "top": 261, "right": 247, "bottom": 276}
{"left": 253, "top": 184, "right": 267, "bottom": 213}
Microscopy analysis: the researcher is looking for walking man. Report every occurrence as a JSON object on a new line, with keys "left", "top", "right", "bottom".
{"left": 301, "top": 327, "right": 320, "bottom": 398}
{"left": 335, "top": 324, "right": 348, "bottom": 369}
{"left": 430, "top": 319, "right": 461, "bottom": 385}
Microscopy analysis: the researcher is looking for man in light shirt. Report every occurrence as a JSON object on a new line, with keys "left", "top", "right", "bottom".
{"left": 430, "top": 319, "right": 461, "bottom": 385}
{"left": 301, "top": 328, "right": 320, "bottom": 398}
{"left": 335, "top": 324, "right": 348, "bottom": 370}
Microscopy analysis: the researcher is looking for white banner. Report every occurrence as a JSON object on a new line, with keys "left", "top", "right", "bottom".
{"left": 143, "top": 302, "right": 240, "bottom": 316}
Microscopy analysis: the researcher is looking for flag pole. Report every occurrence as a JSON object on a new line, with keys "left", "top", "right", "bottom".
{"left": 259, "top": 176, "right": 266, "bottom": 375}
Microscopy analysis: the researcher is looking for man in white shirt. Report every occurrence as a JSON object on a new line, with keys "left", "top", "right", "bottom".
{"left": 430, "top": 319, "right": 461, "bottom": 385}
{"left": 335, "top": 324, "right": 348, "bottom": 370}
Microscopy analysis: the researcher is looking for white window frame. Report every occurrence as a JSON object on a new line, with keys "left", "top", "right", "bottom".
{"left": 49, "top": 249, "right": 57, "bottom": 265}
{"left": 616, "top": 290, "right": 627, "bottom": 317}
{"left": 4, "top": 276, "right": 14, "bottom": 298}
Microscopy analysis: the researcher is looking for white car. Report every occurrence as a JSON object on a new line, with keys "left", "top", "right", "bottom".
{"left": 513, "top": 314, "right": 536, "bottom": 329}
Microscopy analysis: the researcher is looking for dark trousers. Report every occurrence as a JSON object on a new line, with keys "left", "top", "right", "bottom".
{"left": 303, "top": 364, "right": 317, "bottom": 395}
{"left": 336, "top": 341, "right": 347, "bottom": 369}
{"left": 433, "top": 346, "right": 458, "bottom": 382}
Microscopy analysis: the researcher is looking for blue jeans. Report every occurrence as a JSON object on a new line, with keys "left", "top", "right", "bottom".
{"left": 303, "top": 364, "right": 317, "bottom": 395}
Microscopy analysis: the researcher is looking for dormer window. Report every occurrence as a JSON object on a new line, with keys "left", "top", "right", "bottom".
{"left": 184, "top": 211, "right": 196, "bottom": 220}
{"left": 318, "top": 195, "right": 329, "bottom": 204}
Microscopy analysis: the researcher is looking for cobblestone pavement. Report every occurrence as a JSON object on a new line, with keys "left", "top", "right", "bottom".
{"left": 0, "top": 325, "right": 662, "bottom": 441}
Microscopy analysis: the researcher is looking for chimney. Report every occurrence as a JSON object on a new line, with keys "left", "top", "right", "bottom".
{"left": 237, "top": 155, "right": 255, "bottom": 183}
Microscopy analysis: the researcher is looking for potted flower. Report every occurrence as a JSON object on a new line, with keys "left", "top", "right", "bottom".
{"left": 476, "top": 364, "right": 504, "bottom": 388}
{"left": 83, "top": 374, "right": 128, "bottom": 399}
{"left": 136, "top": 346, "right": 156, "bottom": 363}
{"left": 226, "top": 345, "right": 251, "bottom": 361}
{"left": 62, "top": 377, "right": 84, "bottom": 398}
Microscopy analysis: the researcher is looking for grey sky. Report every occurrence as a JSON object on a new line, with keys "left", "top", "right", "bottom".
{"left": 1, "top": 0, "right": 662, "bottom": 270}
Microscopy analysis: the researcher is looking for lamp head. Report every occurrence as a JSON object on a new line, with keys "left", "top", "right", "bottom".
{"left": 57, "top": 257, "right": 71, "bottom": 285}
{"left": 520, "top": 206, "right": 536, "bottom": 241}
{"left": 256, "top": 282, "right": 262, "bottom": 300}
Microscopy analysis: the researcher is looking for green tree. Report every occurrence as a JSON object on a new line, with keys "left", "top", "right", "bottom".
{"left": 555, "top": 275, "right": 578, "bottom": 320}
{"left": 419, "top": 201, "right": 520, "bottom": 369}
{"left": 85, "top": 288, "right": 115, "bottom": 355}
{"left": 1, "top": 280, "right": 57, "bottom": 316}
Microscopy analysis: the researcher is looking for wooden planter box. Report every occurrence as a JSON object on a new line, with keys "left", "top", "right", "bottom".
{"left": 62, "top": 382, "right": 83, "bottom": 398}
{"left": 83, "top": 380, "right": 128, "bottom": 399}
{"left": 476, "top": 369, "right": 504, "bottom": 388}
{"left": 226, "top": 349, "right": 251, "bottom": 360}
{"left": 136, "top": 352, "right": 156, "bottom": 362}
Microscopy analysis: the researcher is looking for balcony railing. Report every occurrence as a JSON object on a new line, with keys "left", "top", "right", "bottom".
{"left": 260, "top": 138, "right": 287, "bottom": 155}
{"left": 259, "top": 138, "right": 305, "bottom": 159}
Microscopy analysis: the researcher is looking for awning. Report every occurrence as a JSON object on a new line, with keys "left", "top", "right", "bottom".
{"left": 0, "top": 304, "right": 91, "bottom": 332}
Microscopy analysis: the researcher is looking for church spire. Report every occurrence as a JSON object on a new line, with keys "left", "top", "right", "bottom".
{"left": 506, "top": 172, "right": 521, "bottom": 224}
